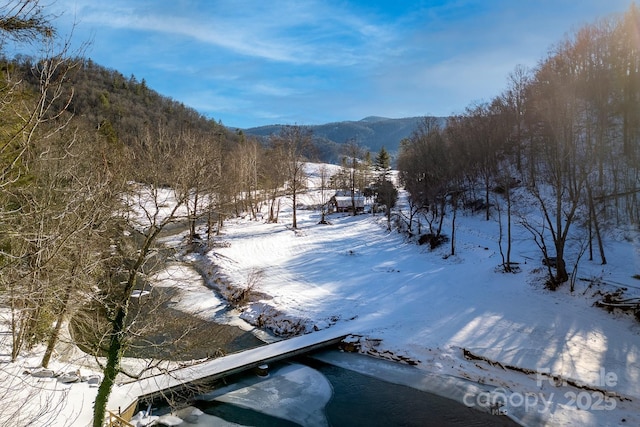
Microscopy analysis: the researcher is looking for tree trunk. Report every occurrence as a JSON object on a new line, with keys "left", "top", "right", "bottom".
{"left": 451, "top": 198, "right": 457, "bottom": 256}
{"left": 554, "top": 241, "right": 569, "bottom": 284}
{"left": 351, "top": 192, "right": 356, "bottom": 216}
{"left": 93, "top": 306, "right": 127, "bottom": 427}
{"left": 93, "top": 222, "right": 164, "bottom": 426}
{"left": 587, "top": 184, "right": 607, "bottom": 265}
{"left": 269, "top": 193, "right": 277, "bottom": 223}
{"left": 506, "top": 186, "right": 512, "bottom": 268}
{"left": 484, "top": 176, "right": 490, "bottom": 221}
{"left": 292, "top": 189, "right": 297, "bottom": 229}
{"left": 10, "top": 286, "right": 20, "bottom": 362}
{"left": 588, "top": 202, "right": 594, "bottom": 261}
{"left": 436, "top": 197, "right": 446, "bottom": 238}
{"left": 207, "top": 207, "right": 213, "bottom": 246}
{"left": 554, "top": 178, "right": 569, "bottom": 284}
{"left": 497, "top": 198, "right": 507, "bottom": 271}
{"left": 41, "top": 284, "right": 73, "bottom": 368}
{"left": 189, "top": 192, "right": 199, "bottom": 241}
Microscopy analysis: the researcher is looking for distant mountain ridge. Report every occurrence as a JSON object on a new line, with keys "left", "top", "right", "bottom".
{"left": 242, "top": 116, "right": 447, "bottom": 162}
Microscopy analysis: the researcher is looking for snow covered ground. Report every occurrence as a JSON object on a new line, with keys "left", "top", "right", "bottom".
{"left": 194, "top": 164, "right": 640, "bottom": 426}
{"left": 2, "top": 163, "right": 640, "bottom": 426}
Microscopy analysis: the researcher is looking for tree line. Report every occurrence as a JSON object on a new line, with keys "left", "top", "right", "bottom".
{"left": 397, "top": 4, "right": 639, "bottom": 289}
{"left": 0, "top": 3, "right": 396, "bottom": 424}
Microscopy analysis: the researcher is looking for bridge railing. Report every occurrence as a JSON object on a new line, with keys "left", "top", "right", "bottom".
{"left": 106, "top": 409, "right": 135, "bottom": 427}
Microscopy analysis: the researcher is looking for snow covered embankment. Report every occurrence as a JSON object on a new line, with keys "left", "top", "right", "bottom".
{"left": 190, "top": 197, "right": 640, "bottom": 427}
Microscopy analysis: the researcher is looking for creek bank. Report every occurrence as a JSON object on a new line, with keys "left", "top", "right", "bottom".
{"left": 145, "top": 235, "right": 524, "bottom": 425}
{"left": 186, "top": 247, "right": 423, "bottom": 367}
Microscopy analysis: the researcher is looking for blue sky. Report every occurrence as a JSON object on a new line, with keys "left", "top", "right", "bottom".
{"left": 31, "top": 1, "right": 637, "bottom": 128}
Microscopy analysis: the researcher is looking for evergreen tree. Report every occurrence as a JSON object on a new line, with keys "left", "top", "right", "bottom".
{"left": 375, "top": 178, "right": 398, "bottom": 230}
{"left": 374, "top": 146, "right": 391, "bottom": 179}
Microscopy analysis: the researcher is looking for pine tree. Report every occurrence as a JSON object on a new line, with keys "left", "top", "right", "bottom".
{"left": 374, "top": 146, "right": 391, "bottom": 179}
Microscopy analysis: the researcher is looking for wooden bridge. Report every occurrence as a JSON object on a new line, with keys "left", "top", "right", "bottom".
{"left": 107, "top": 326, "right": 350, "bottom": 423}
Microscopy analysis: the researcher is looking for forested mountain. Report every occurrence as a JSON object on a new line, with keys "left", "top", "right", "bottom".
{"left": 37, "top": 57, "right": 233, "bottom": 146}
{"left": 244, "top": 116, "right": 446, "bottom": 162}
{"left": 12, "top": 55, "right": 430, "bottom": 163}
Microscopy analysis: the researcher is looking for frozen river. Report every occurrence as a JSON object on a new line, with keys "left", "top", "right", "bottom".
{"left": 151, "top": 350, "right": 518, "bottom": 426}
{"left": 142, "top": 263, "right": 519, "bottom": 426}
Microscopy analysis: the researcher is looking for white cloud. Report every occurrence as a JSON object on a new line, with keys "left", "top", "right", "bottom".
{"left": 250, "top": 83, "right": 299, "bottom": 97}
{"left": 58, "top": 0, "right": 396, "bottom": 66}
{"left": 51, "top": 0, "right": 636, "bottom": 128}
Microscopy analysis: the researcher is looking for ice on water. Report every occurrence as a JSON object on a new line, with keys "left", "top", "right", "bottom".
{"left": 173, "top": 363, "right": 332, "bottom": 426}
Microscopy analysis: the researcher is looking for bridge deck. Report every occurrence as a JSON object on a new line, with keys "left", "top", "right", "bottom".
{"left": 107, "top": 326, "right": 350, "bottom": 415}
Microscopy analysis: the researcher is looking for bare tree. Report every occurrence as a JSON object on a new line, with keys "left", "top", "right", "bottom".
{"left": 317, "top": 164, "right": 331, "bottom": 224}
{"left": 263, "top": 143, "right": 287, "bottom": 223}
{"left": 269, "top": 125, "right": 311, "bottom": 229}
{"left": 489, "top": 94, "right": 521, "bottom": 272}
{"left": 227, "top": 135, "right": 261, "bottom": 219}
{"left": 204, "top": 131, "right": 224, "bottom": 244}
{"left": 0, "top": 4, "right": 107, "bottom": 426}
{"left": 91, "top": 124, "right": 191, "bottom": 427}
{"left": 37, "top": 121, "right": 118, "bottom": 368}
{"left": 504, "top": 64, "right": 531, "bottom": 176}
{"left": 341, "top": 139, "right": 366, "bottom": 216}
{"left": 524, "top": 47, "right": 590, "bottom": 286}
{"left": 457, "top": 102, "right": 502, "bottom": 221}
{"left": 0, "top": 33, "right": 90, "bottom": 364}
{"left": 397, "top": 118, "right": 451, "bottom": 248}
{"left": 494, "top": 172, "right": 517, "bottom": 272}
{"left": 398, "top": 192, "right": 424, "bottom": 236}
{"left": 0, "top": 0, "right": 54, "bottom": 43}
{"left": 174, "top": 128, "right": 225, "bottom": 243}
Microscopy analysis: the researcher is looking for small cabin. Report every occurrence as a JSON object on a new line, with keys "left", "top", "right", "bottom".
{"left": 328, "top": 191, "right": 365, "bottom": 213}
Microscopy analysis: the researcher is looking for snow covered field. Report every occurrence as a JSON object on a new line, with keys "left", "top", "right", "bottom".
{"left": 2, "top": 164, "right": 640, "bottom": 426}
{"left": 193, "top": 164, "right": 640, "bottom": 426}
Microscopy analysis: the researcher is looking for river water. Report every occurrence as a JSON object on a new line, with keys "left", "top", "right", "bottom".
{"left": 150, "top": 350, "right": 519, "bottom": 426}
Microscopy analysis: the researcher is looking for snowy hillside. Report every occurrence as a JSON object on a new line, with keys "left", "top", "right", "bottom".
{"left": 197, "top": 163, "right": 640, "bottom": 426}
{"left": 1, "top": 163, "right": 639, "bottom": 426}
